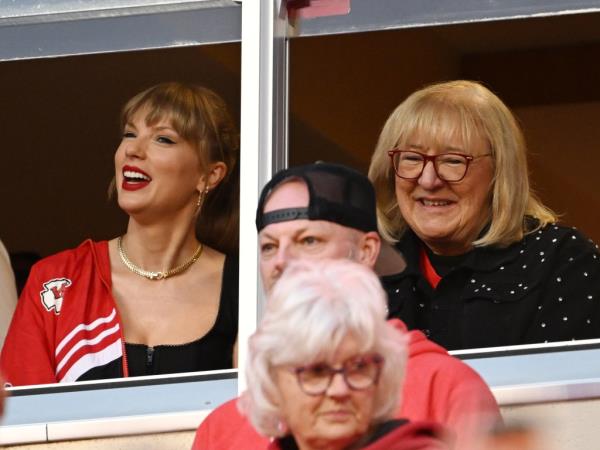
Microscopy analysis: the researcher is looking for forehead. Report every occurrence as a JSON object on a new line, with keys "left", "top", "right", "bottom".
{"left": 127, "top": 106, "right": 174, "bottom": 128}
{"left": 263, "top": 179, "right": 309, "bottom": 213}
{"left": 406, "top": 125, "right": 488, "bottom": 154}
{"left": 400, "top": 105, "right": 487, "bottom": 151}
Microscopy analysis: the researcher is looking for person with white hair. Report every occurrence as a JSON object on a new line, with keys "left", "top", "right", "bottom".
{"left": 241, "top": 258, "right": 447, "bottom": 450}
{"left": 192, "top": 162, "right": 500, "bottom": 450}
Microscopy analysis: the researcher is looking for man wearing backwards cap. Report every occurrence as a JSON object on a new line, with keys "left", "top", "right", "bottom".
{"left": 192, "top": 162, "right": 501, "bottom": 450}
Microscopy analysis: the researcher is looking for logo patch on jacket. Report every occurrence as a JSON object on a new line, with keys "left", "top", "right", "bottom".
{"left": 40, "top": 278, "right": 72, "bottom": 315}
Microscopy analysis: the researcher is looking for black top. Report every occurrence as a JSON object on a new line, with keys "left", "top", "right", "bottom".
{"left": 382, "top": 221, "right": 600, "bottom": 350}
{"left": 277, "top": 420, "right": 410, "bottom": 450}
{"left": 125, "top": 255, "right": 238, "bottom": 376}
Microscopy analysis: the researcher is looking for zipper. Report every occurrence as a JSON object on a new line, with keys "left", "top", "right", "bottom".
{"left": 146, "top": 346, "right": 155, "bottom": 369}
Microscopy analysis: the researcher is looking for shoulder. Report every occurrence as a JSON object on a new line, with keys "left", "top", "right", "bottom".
{"left": 207, "top": 397, "right": 242, "bottom": 420}
{"left": 407, "top": 340, "right": 490, "bottom": 392}
{"left": 516, "top": 223, "right": 600, "bottom": 274}
{"left": 523, "top": 223, "right": 597, "bottom": 252}
{"left": 193, "top": 398, "right": 265, "bottom": 449}
{"left": 31, "top": 240, "right": 106, "bottom": 274}
{"left": 404, "top": 330, "right": 496, "bottom": 401}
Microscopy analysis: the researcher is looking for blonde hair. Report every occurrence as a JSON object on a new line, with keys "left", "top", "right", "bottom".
{"left": 240, "top": 259, "right": 407, "bottom": 437}
{"left": 119, "top": 82, "right": 240, "bottom": 254}
{"left": 368, "top": 80, "right": 556, "bottom": 248}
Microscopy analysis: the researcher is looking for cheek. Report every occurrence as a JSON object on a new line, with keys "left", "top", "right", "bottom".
{"left": 276, "top": 377, "right": 320, "bottom": 431}
{"left": 394, "top": 180, "right": 414, "bottom": 215}
{"left": 259, "top": 260, "right": 274, "bottom": 284}
{"left": 114, "top": 145, "right": 125, "bottom": 165}
{"left": 460, "top": 180, "right": 492, "bottom": 212}
{"left": 394, "top": 178, "right": 412, "bottom": 201}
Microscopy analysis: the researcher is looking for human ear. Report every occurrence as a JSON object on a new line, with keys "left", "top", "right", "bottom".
{"left": 197, "top": 161, "right": 227, "bottom": 192}
{"left": 356, "top": 231, "right": 381, "bottom": 269}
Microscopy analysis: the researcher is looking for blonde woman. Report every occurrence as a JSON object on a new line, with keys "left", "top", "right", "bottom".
{"left": 369, "top": 80, "right": 600, "bottom": 350}
{"left": 1, "top": 82, "right": 239, "bottom": 385}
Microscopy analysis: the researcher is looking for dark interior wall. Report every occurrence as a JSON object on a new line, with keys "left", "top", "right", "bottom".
{"left": 288, "top": 13, "right": 600, "bottom": 244}
{"left": 289, "top": 28, "right": 460, "bottom": 170}
{"left": 3, "top": 11, "right": 600, "bottom": 267}
{"left": 0, "top": 43, "right": 241, "bottom": 258}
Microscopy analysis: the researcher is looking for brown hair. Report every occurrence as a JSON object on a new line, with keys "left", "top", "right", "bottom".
{"left": 120, "top": 82, "right": 240, "bottom": 254}
{"left": 368, "top": 80, "right": 556, "bottom": 248}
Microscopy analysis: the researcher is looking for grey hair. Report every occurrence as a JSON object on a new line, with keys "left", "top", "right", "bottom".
{"left": 239, "top": 259, "right": 407, "bottom": 437}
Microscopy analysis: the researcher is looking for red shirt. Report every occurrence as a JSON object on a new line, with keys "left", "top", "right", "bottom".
{"left": 191, "top": 320, "right": 500, "bottom": 449}
{"left": 1, "top": 240, "right": 127, "bottom": 385}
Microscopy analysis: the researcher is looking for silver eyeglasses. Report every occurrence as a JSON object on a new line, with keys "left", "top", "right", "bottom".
{"left": 292, "top": 354, "right": 383, "bottom": 396}
{"left": 388, "top": 149, "right": 491, "bottom": 182}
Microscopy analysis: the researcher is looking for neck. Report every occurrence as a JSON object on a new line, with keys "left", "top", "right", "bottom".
{"left": 424, "top": 241, "right": 472, "bottom": 257}
{"left": 295, "top": 435, "right": 360, "bottom": 450}
{"left": 122, "top": 215, "right": 200, "bottom": 272}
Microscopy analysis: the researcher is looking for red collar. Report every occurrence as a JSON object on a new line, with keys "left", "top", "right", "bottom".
{"left": 419, "top": 246, "right": 441, "bottom": 289}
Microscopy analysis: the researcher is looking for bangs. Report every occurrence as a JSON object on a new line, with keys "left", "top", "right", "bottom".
{"left": 268, "top": 295, "right": 377, "bottom": 368}
{"left": 397, "top": 93, "right": 490, "bottom": 154}
{"left": 121, "top": 84, "right": 208, "bottom": 144}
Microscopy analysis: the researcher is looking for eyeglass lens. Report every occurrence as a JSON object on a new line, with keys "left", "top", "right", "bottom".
{"left": 393, "top": 151, "right": 469, "bottom": 181}
{"left": 296, "top": 355, "right": 381, "bottom": 395}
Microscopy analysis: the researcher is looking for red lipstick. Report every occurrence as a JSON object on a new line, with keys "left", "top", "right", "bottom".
{"left": 122, "top": 165, "right": 152, "bottom": 191}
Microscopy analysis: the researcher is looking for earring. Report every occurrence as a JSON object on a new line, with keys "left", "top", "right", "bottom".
{"left": 196, "top": 186, "right": 210, "bottom": 208}
{"left": 276, "top": 419, "right": 288, "bottom": 436}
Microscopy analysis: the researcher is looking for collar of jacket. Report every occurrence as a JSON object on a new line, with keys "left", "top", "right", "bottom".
{"left": 389, "top": 219, "right": 538, "bottom": 276}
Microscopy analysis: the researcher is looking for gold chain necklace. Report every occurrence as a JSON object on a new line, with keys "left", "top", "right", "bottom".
{"left": 117, "top": 236, "right": 203, "bottom": 281}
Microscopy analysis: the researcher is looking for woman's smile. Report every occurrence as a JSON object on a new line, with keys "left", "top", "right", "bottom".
{"left": 122, "top": 165, "right": 152, "bottom": 191}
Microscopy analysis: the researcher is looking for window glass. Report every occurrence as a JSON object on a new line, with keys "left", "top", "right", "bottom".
{"left": 0, "top": 42, "right": 241, "bottom": 385}
{"left": 288, "top": 12, "right": 600, "bottom": 349}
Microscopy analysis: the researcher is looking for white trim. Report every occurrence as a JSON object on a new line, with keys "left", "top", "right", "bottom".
{"left": 493, "top": 378, "right": 600, "bottom": 406}
{"left": 46, "top": 409, "right": 211, "bottom": 441}
{"left": 450, "top": 337, "right": 600, "bottom": 357}
{"left": 56, "top": 323, "right": 121, "bottom": 374}
{"left": 56, "top": 308, "right": 118, "bottom": 355}
{"left": 0, "top": 423, "right": 47, "bottom": 446}
{"left": 59, "top": 339, "right": 123, "bottom": 383}
{"left": 238, "top": 0, "right": 262, "bottom": 392}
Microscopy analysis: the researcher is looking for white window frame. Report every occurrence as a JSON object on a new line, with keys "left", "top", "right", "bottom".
{"left": 2, "top": 0, "right": 600, "bottom": 445}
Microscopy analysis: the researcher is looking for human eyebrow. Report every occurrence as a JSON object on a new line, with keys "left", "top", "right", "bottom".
{"left": 442, "top": 145, "right": 468, "bottom": 154}
{"left": 152, "top": 125, "right": 179, "bottom": 134}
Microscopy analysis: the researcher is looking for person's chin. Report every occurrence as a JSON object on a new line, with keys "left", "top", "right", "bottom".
{"left": 312, "top": 423, "right": 361, "bottom": 446}
{"left": 117, "top": 197, "right": 149, "bottom": 216}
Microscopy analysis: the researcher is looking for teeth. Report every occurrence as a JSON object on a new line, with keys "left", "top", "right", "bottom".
{"left": 123, "top": 170, "right": 150, "bottom": 181}
{"left": 422, "top": 199, "right": 450, "bottom": 206}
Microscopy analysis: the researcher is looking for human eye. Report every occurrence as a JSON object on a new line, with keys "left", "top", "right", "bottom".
{"left": 300, "top": 236, "right": 320, "bottom": 246}
{"left": 156, "top": 135, "right": 176, "bottom": 145}
{"left": 439, "top": 154, "right": 467, "bottom": 166}
{"left": 345, "top": 356, "right": 371, "bottom": 373}
{"left": 399, "top": 151, "right": 423, "bottom": 164}
{"left": 259, "top": 241, "right": 277, "bottom": 256}
{"left": 304, "top": 362, "right": 331, "bottom": 379}
{"left": 122, "top": 130, "right": 136, "bottom": 139}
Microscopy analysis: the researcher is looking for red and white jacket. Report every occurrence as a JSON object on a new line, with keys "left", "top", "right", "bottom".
{"left": 0, "top": 240, "right": 127, "bottom": 386}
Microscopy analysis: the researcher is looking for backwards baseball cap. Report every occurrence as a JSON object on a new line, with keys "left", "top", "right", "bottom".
{"left": 256, "top": 162, "right": 378, "bottom": 233}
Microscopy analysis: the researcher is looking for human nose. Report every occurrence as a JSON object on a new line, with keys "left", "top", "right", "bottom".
{"left": 272, "top": 243, "right": 293, "bottom": 277}
{"left": 417, "top": 159, "right": 444, "bottom": 189}
{"left": 326, "top": 371, "right": 350, "bottom": 397}
{"left": 123, "top": 136, "right": 146, "bottom": 159}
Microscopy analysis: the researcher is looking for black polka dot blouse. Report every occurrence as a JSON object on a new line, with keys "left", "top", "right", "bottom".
{"left": 381, "top": 220, "right": 600, "bottom": 350}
